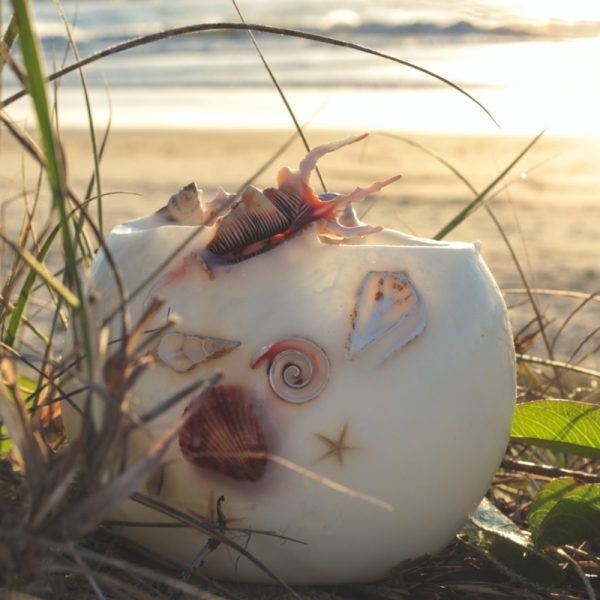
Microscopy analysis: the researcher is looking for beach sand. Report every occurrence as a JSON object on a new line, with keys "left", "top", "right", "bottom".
{"left": 1, "top": 128, "right": 599, "bottom": 366}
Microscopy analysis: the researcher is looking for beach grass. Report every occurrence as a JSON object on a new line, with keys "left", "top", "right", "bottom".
{"left": 0, "top": 1, "right": 599, "bottom": 598}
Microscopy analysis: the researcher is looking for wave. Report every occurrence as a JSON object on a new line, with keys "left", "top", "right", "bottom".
{"left": 34, "top": 17, "right": 600, "bottom": 50}
{"left": 323, "top": 19, "right": 539, "bottom": 39}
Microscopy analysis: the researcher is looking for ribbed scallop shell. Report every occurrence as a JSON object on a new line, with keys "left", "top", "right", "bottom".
{"left": 179, "top": 385, "right": 268, "bottom": 482}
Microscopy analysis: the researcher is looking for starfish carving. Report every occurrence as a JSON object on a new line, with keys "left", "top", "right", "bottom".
{"left": 314, "top": 421, "right": 355, "bottom": 465}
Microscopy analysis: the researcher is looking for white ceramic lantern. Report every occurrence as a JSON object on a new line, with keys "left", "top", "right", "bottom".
{"left": 64, "top": 135, "right": 515, "bottom": 584}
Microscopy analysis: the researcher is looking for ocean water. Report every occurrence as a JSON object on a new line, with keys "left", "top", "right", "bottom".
{"left": 1, "top": 0, "right": 600, "bottom": 134}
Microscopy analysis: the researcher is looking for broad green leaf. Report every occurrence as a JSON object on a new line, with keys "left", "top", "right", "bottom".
{"left": 0, "top": 436, "right": 10, "bottom": 456}
{"left": 511, "top": 399, "right": 600, "bottom": 459}
{"left": 530, "top": 479, "right": 600, "bottom": 548}
{"left": 528, "top": 478, "right": 580, "bottom": 534}
{"left": 460, "top": 498, "right": 563, "bottom": 586}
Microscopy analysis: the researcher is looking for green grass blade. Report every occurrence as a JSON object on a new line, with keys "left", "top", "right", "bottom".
{"left": 231, "top": 0, "right": 327, "bottom": 192}
{"left": 10, "top": 0, "right": 92, "bottom": 371}
{"left": 0, "top": 11, "right": 19, "bottom": 76}
{"left": 0, "top": 292, "right": 49, "bottom": 345}
{"left": 3, "top": 225, "right": 59, "bottom": 347}
{"left": 11, "top": 0, "right": 66, "bottom": 207}
{"left": 53, "top": 0, "right": 104, "bottom": 235}
{"left": 433, "top": 130, "right": 545, "bottom": 240}
{"left": 0, "top": 231, "right": 80, "bottom": 311}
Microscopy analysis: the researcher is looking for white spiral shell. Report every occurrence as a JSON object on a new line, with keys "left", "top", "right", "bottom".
{"left": 250, "top": 337, "right": 330, "bottom": 403}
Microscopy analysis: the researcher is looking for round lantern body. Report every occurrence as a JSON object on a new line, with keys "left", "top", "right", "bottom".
{"left": 63, "top": 134, "right": 515, "bottom": 584}
{"left": 64, "top": 216, "right": 515, "bottom": 584}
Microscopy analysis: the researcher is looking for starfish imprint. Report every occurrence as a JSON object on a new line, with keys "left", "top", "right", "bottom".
{"left": 314, "top": 421, "right": 356, "bottom": 466}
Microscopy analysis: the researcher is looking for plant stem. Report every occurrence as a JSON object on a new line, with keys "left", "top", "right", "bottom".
{"left": 501, "top": 458, "right": 600, "bottom": 484}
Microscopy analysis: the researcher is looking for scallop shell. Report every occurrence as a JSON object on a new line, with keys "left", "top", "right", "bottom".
{"left": 179, "top": 385, "right": 268, "bottom": 482}
{"left": 157, "top": 332, "right": 240, "bottom": 372}
{"left": 251, "top": 337, "right": 330, "bottom": 403}
{"left": 347, "top": 271, "right": 427, "bottom": 364}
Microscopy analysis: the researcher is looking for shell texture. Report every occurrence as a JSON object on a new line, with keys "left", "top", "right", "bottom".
{"left": 157, "top": 332, "right": 240, "bottom": 372}
{"left": 251, "top": 337, "right": 330, "bottom": 403}
{"left": 179, "top": 385, "right": 268, "bottom": 482}
{"left": 348, "top": 271, "right": 427, "bottom": 364}
{"left": 165, "top": 182, "right": 202, "bottom": 221}
{"left": 206, "top": 134, "right": 401, "bottom": 263}
{"left": 206, "top": 186, "right": 292, "bottom": 260}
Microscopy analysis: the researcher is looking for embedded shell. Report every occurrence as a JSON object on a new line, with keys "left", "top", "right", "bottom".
{"left": 251, "top": 337, "right": 330, "bottom": 403}
{"left": 179, "top": 385, "right": 269, "bottom": 482}
{"left": 157, "top": 332, "right": 240, "bottom": 372}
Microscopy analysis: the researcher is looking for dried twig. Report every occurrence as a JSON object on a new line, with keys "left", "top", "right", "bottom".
{"left": 501, "top": 458, "right": 600, "bottom": 484}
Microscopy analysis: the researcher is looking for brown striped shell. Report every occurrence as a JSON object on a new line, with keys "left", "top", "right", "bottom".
{"left": 206, "top": 185, "right": 309, "bottom": 262}
{"left": 204, "top": 134, "right": 402, "bottom": 263}
{"left": 179, "top": 385, "right": 268, "bottom": 482}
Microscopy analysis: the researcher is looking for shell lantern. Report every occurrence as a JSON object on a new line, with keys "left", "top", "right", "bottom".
{"left": 63, "top": 134, "right": 516, "bottom": 584}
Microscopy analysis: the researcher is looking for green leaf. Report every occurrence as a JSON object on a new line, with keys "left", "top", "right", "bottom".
{"left": 460, "top": 498, "right": 563, "bottom": 587}
{"left": 528, "top": 478, "right": 580, "bottom": 534}
{"left": 511, "top": 399, "right": 600, "bottom": 459}
{"left": 529, "top": 479, "right": 600, "bottom": 548}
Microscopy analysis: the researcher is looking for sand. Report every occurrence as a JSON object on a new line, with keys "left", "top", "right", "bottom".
{"left": 1, "top": 128, "right": 599, "bottom": 367}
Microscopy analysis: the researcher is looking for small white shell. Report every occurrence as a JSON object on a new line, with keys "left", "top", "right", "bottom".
{"left": 166, "top": 182, "right": 202, "bottom": 221}
{"left": 347, "top": 271, "right": 426, "bottom": 364}
{"left": 157, "top": 332, "right": 240, "bottom": 372}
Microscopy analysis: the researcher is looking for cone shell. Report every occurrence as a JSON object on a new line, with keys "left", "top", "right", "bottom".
{"left": 179, "top": 385, "right": 268, "bottom": 482}
{"left": 157, "top": 332, "right": 240, "bottom": 372}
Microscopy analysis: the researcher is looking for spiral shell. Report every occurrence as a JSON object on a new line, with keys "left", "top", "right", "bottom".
{"left": 179, "top": 385, "right": 268, "bottom": 482}
{"left": 250, "top": 337, "right": 330, "bottom": 403}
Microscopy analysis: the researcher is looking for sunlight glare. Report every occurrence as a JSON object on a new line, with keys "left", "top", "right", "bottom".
{"left": 510, "top": 0, "right": 600, "bottom": 24}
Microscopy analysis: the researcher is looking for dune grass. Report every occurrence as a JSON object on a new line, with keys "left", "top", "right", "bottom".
{"left": 0, "top": 1, "right": 598, "bottom": 598}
